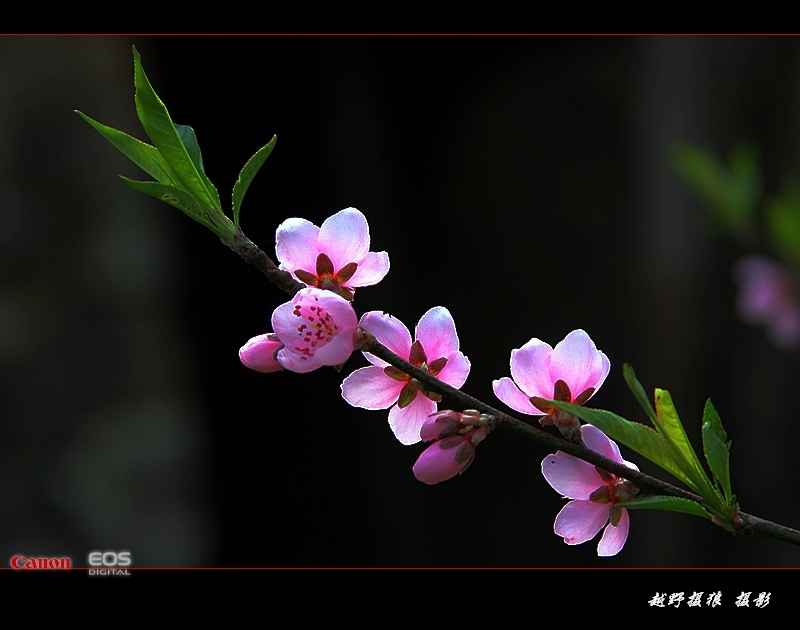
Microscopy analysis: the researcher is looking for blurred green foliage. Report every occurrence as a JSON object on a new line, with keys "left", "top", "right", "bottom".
{"left": 671, "top": 140, "right": 800, "bottom": 275}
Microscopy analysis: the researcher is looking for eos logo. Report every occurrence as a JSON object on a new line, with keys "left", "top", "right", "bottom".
{"left": 87, "top": 551, "right": 132, "bottom": 576}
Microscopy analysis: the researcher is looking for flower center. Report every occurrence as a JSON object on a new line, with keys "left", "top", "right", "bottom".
{"left": 589, "top": 470, "right": 637, "bottom": 506}
{"left": 294, "top": 253, "right": 359, "bottom": 301}
{"left": 528, "top": 381, "right": 597, "bottom": 437}
{"left": 383, "top": 340, "right": 448, "bottom": 408}
{"left": 290, "top": 301, "right": 339, "bottom": 360}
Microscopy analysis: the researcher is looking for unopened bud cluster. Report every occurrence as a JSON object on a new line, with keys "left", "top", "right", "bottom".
{"left": 412, "top": 410, "right": 495, "bottom": 485}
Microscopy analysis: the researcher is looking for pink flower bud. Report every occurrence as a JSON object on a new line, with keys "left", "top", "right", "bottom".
{"left": 239, "top": 333, "right": 284, "bottom": 373}
{"left": 412, "top": 435, "right": 476, "bottom": 485}
{"left": 412, "top": 425, "right": 488, "bottom": 485}
{"left": 419, "top": 410, "right": 462, "bottom": 442}
{"left": 419, "top": 409, "right": 484, "bottom": 442}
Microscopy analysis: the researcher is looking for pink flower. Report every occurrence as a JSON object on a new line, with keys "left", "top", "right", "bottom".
{"left": 541, "top": 424, "right": 638, "bottom": 557}
{"left": 276, "top": 207, "right": 390, "bottom": 300}
{"left": 268, "top": 287, "right": 358, "bottom": 374}
{"left": 239, "top": 333, "right": 284, "bottom": 373}
{"left": 412, "top": 410, "right": 489, "bottom": 485}
{"left": 340, "top": 307, "right": 471, "bottom": 445}
{"left": 733, "top": 255, "right": 800, "bottom": 350}
{"left": 492, "top": 329, "right": 610, "bottom": 422}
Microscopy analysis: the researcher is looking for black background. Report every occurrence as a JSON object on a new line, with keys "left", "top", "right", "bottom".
{"left": 2, "top": 36, "right": 800, "bottom": 596}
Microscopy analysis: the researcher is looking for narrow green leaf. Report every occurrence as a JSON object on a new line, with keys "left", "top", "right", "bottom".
{"left": 120, "top": 177, "right": 212, "bottom": 227}
{"left": 654, "top": 390, "right": 723, "bottom": 509}
{"left": 119, "top": 177, "right": 233, "bottom": 239}
{"left": 76, "top": 111, "right": 177, "bottom": 185}
{"left": 701, "top": 398, "right": 727, "bottom": 442}
{"left": 175, "top": 124, "right": 205, "bottom": 174}
{"left": 175, "top": 124, "right": 221, "bottom": 209}
{"left": 131, "top": 46, "right": 220, "bottom": 212}
{"left": 617, "top": 495, "right": 710, "bottom": 519}
{"left": 702, "top": 399, "right": 733, "bottom": 504}
{"left": 622, "top": 363, "right": 659, "bottom": 425}
{"left": 231, "top": 135, "right": 277, "bottom": 228}
{"left": 547, "top": 401, "right": 698, "bottom": 490}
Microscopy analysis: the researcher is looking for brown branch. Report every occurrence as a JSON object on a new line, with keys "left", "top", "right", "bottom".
{"left": 222, "top": 231, "right": 305, "bottom": 295}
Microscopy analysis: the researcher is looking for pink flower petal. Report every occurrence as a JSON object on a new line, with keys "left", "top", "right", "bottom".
{"left": 316, "top": 288, "right": 360, "bottom": 328}
{"left": 271, "top": 301, "right": 299, "bottom": 339}
{"left": 389, "top": 396, "right": 437, "bottom": 445}
{"left": 492, "top": 377, "right": 539, "bottom": 415}
{"left": 341, "top": 366, "right": 405, "bottom": 409}
{"left": 438, "top": 351, "right": 471, "bottom": 389}
{"left": 317, "top": 208, "right": 370, "bottom": 270}
{"left": 349, "top": 251, "right": 390, "bottom": 288}
{"left": 275, "top": 217, "right": 321, "bottom": 276}
{"left": 554, "top": 499, "right": 610, "bottom": 546}
{"left": 597, "top": 508, "right": 630, "bottom": 556}
{"left": 273, "top": 347, "right": 319, "bottom": 373}
{"left": 238, "top": 334, "right": 283, "bottom": 373}
{"left": 312, "top": 326, "right": 357, "bottom": 366}
{"left": 622, "top": 459, "right": 638, "bottom": 471}
{"left": 509, "top": 339, "right": 556, "bottom": 399}
{"left": 541, "top": 451, "right": 604, "bottom": 499}
{"left": 359, "top": 311, "right": 412, "bottom": 367}
{"left": 549, "top": 329, "right": 610, "bottom": 397}
{"left": 415, "top": 307, "right": 459, "bottom": 360}
{"left": 581, "top": 424, "right": 623, "bottom": 464}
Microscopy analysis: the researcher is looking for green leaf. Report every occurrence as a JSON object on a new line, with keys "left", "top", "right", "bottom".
{"left": 622, "top": 363, "right": 659, "bottom": 425}
{"left": 119, "top": 177, "right": 233, "bottom": 239}
{"left": 132, "top": 46, "right": 220, "bottom": 212}
{"left": 547, "top": 401, "right": 698, "bottom": 490}
{"left": 617, "top": 495, "right": 710, "bottom": 519}
{"left": 231, "top": 135, "right": 277, "bottom": 228}
{"left": 175, "top": 124, "right": 221, "bottom": 210}
{"left": 701, "top": 399, "right": 733, "bottom": 504}
{"left": 653, "top": 389, "right": 723, "bottom": 508}
{"left": 76, "top": 110, "right": 177, "bottom": 185}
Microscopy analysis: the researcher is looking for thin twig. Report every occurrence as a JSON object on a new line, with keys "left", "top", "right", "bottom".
{"left": 223, "top": 232, "right": 305, "bottom": 295}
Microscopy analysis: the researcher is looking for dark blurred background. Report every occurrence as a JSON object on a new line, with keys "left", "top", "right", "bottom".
{"left": 3, "top": 35, "right": 800, "bottom": 569}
